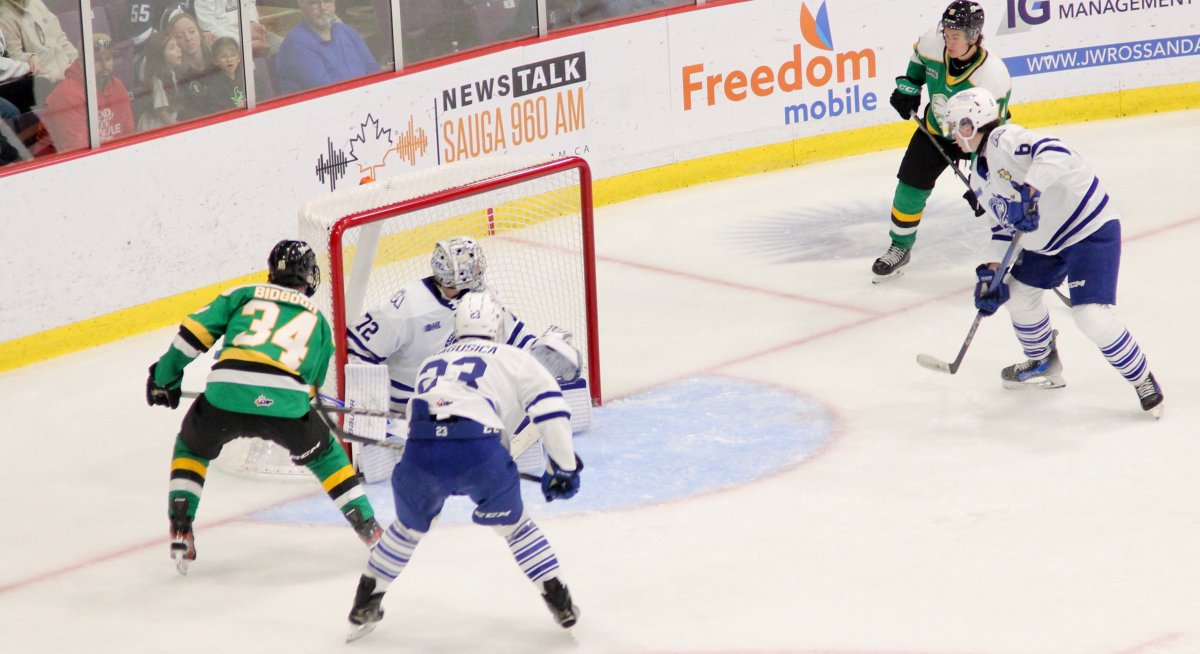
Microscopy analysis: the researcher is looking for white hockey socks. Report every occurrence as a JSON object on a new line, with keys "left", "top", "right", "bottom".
{"left": 1072, "top": 303, "right": 1151, "bottom": 384}
{"left": 366, "top": 520, "right": 425, "bottom": 593}
{"left": 497, "top": 518, "right": 561, "bottom": 586}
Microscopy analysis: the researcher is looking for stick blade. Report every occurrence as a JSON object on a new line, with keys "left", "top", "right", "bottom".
{"left": 916, "top": 353, "right": 955, "bottom": 374}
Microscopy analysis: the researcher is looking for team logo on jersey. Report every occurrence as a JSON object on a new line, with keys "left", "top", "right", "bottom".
{"left": 254, "top": 395, "right": 275, "bottom": 407}
{"left": 313, "top": 114, "right": 431, "bottom": 191}
{"left": 998, "top": 168, "right": 1013, "bottom": 181}
{"left": 424, "top": 321, "right": 441, "bottom": 332}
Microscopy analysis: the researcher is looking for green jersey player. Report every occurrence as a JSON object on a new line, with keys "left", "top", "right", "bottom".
{"left": 872, "top": 0, "right": 1012, "bottom": 281}
{"left": 147, "top": 240, "right": 381, "bottom": 574}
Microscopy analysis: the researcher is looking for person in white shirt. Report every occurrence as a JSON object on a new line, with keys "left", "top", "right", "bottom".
{"left": 344, "top": 290, "right": 582, "bottom": 642}
{"left": 945, "top": 87, "right": 1163, "bottom": 417}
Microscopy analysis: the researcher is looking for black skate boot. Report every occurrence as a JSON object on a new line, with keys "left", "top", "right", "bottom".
{"left": 346, "top": 507, "right": 383, "bottom": 547}
{"left": 871, "top": 244, "right": 911, "bottom": 282}
{"left": 1001, "top": 330, "right": 1066, "bottom": 390}
{"left": 346, "top": 575, "right": 386, "bottom": 642}
{"left": 169, "top": 497, "right": 196, "bottom": 576}
{"left": 541, "top": 578, "right": 579, "bottom": 628}
{"left": 1134, "top": 372, "right": 1164, "bottom": 419}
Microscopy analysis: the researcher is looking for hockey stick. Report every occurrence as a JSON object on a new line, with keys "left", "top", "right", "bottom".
{"left": 912, "top": 114, "right": 1073, "bottom": 309}
{"left": 916, "top": 233, "right": 1024, "bottom": 374}
{"left": 177, "top": 391, "right": 405, "bottom": 450}
{"left": 910, "top": 113, "right": 986, "bottom": 217}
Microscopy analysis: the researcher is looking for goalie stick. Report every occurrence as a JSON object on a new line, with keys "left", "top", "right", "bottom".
{"left": 916, "top": 233, "right": 1024, "bottom": 375}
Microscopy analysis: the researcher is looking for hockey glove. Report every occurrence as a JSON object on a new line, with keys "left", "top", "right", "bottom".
{"left": 890, "top": 76, "right": 922, "bottom": 119}
{"left": 973, "top": 264, "right": 1010, "bottom": 317}
{"left": 963, "top": 189, "right": 986, "bottom": 217}
{"left": 541, "top": 455, "right": 583, "bottom": 502}
{"left": 1003, "top": 182, "right": 1041, "bottom": 232}
{"left": 146, "top": 363, "right": 182, "bottom": 409}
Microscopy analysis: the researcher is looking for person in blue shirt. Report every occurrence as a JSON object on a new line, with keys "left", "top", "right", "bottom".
{"left": 273, "top": 0, "right": 379, "bottom": 94}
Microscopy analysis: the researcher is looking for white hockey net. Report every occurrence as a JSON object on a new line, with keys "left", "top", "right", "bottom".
{"left": 217, "top": 156, "right": 600, "bottom": 478}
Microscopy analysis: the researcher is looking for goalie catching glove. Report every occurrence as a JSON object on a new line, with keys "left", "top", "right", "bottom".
{"left": 146, "top": 363, "right": 182, "bottom": 409}
{"left": 530, "top": 326, "right": 582, "bottom": 383}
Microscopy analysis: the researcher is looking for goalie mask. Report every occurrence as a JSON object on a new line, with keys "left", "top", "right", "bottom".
{"left": 531, "top": 327, "right": 582, "bottom": 383}
{"left": 454, "top": 290, "right": 503, "bottom": 341}
{"left": 431, "top": 237, "right": 486, "bottom": 291}
{"left": 941, "top": 0, "right": 984, "bottom": 43}
{"left": 268, "top": 239, "right": 321, "bottom": 296}
{"left": 942, "top": 87, "right": 999, "bottom": 152}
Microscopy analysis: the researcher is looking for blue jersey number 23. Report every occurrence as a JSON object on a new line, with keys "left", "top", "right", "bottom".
{"left": 416, "top": 356, "right": 488, "bottom": 393}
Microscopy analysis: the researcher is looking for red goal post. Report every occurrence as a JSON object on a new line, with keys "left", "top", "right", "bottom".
{"left": 299, "top": 155, "right": 602, "bottom": 409}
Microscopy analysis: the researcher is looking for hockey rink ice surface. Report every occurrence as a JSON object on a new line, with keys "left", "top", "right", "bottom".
{"left": 3, "top": 109, "right": 1198, "bottom": 654}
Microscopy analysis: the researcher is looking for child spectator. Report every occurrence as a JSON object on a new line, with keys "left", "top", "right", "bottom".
{"left": 136, "top": 31, "right": 183, "bottom": 132}
{"left": 205, "top": 36, "right": 245, "bottom": 110}
{"left": 165, "top": 8, "right": 223, "bottom": 120}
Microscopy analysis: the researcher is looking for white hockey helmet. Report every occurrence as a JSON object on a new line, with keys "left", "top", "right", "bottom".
{"left": 454, "top": 290, "right": 504, "bottom": 341}
{"left": 531, "top": 326, "right": 583, "bottom": 383}
{"left": 431, "top": 237, "right": 486, "bottom": 291}
{"left": 942, "top": 87, "right": 999, "bottom": 146}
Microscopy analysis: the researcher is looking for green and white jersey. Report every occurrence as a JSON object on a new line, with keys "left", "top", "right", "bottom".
{"left": 153, "top": 283, "right": 334, "bottom": 418}
{"left": 904, "top": 27, "right": 1012, "bottom": 137}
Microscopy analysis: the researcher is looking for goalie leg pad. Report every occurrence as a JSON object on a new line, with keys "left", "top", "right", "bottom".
{"left": 345, "top": 363, "right": 389, "bottom": 441}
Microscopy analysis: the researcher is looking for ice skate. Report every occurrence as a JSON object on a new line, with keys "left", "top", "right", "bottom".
{"left": 871, "top": 244, "right": 911, "bottom": 282}
{"left": 169, "top": 497, "right": 196, "bottom": 575}
{"left": 1134, "top": 372, "right": 1164, "bottom": 419}
{"left": 346, "top": 576, "right": 385, "bottom": 642}
{"left": 1001, "top": 330, "right": 1066, "bottom": 389}
{"left": 346, "top": 507, "right": 383, "bottom": 547}
{"left": 541, "top": 578, "right": 579, "bottom": 628}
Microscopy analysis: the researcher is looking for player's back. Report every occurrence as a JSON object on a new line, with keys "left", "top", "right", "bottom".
{"left": 409, "top": 337, "right": 568, "bottom": 438}
{"left": 199, "top": 283, "right": 334, "bottom": 417}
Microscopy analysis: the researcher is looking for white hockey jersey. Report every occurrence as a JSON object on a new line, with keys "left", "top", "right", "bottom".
{"left": 345, "top": 277, "right": 535, "bottom": 414}
{"left": 969, "top": 123, "right": 1119, "bottom": 259}
{"left": 410, "top": 338, "right": 576, "bottom": 470}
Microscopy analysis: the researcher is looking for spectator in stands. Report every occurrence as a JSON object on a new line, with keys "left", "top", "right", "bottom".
{"left": 0, "top": 27, "right": 33, "bottom": 114}
{"left": 165, "top": 8, "right": 223, "bottom": 120}
{"left": 42, "top": 33, "right": 134, "bottom": 151}
{"left": 0, "top": 91, "right": 19, "bottom": 163}
{"left": 136, "top": 31, "right": 182, "bottom": 132}
{"left": 0, "top": 0, "right": 79, "bottom": 105}
{"left": 273, "top": 0, "right": 378, "bottom": 95}
{"left": 204, "top": 36, "right": 245, "bottom": 109}
{"left": 192, "top": 0, "right": 275, "bottom": 57}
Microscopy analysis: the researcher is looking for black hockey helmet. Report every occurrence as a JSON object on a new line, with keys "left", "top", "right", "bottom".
{"left": 941, "top": 0, "right": 985, "bottom": 43}
{"left": 268, "top": 240, "right": 321, "bottom": 296}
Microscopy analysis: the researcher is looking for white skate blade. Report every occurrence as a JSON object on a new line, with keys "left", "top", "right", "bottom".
{"left": 172, "top": 551, "right": 191, "bottom": 576}
{"left": 1002, "top": 377, "right": 1066, "bottom": 390}
{"left": 1146, "top": 403, "right": 1164, "bottom": 420}
{"left": 871, "top": 269, "right": 906, "bottom": 284}
{"left": 346, "top": 622, "right": 377, "bottom": 642}
{"left": 916, "top": 353, "right": 952, "bottom": 374}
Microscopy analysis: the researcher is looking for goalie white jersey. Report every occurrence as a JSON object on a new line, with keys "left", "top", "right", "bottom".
{"left": 345, "top": 277, "right": 535, "bottom": 415}
{"left": 970, "top": 123, "right": 1119, "bottom": 259}
{"left": 411, "top": 338, "right": 576, "bottom": 469}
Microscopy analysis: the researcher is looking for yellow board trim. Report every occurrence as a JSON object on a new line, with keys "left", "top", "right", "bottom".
{"left": 172, "top": 457, "right": 208, "bottom": 477}
{"left": 2, "top": 82, "right": 1197, "bottom": 373}
{"left": 322, "top": 465, "right": 356, "bottom": 492}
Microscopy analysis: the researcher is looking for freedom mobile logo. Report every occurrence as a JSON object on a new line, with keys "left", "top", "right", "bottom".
{"left": 314, "top": 114, "right": 430, "bottom": 190}
{"left": 679, "top": 1, "right": 878, "bottom": 123}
